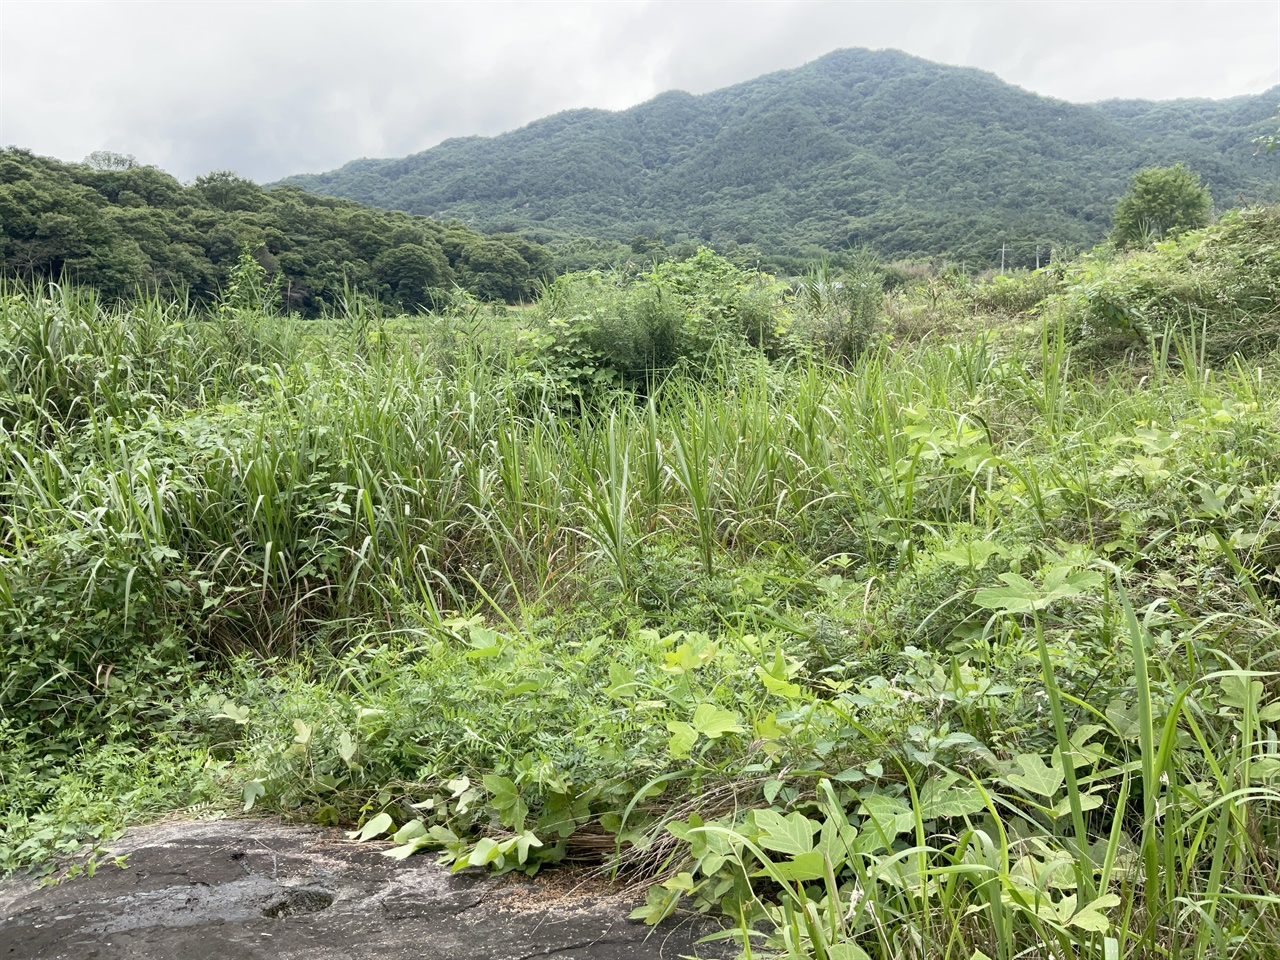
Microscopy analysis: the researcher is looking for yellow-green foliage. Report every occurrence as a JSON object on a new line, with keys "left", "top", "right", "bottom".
{"left": 1062, "top": 206, "right": 1280, "bottom": 357}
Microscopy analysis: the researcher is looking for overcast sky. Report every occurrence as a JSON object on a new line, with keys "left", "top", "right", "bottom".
{"left": 2, "top": 0, "right": 1278, "bottom": 183}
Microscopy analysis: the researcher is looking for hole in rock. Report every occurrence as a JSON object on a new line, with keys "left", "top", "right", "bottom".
{"left": 262, "top": 889, "right": 335, "bottom": 918}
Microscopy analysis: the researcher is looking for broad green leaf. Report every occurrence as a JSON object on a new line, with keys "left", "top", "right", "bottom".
{"left": 816, "top": 815, "right": 857, "bottom": 867}
{"left": 606, "top": 663, "right": 636, "bottom": 697}
{"left": 1105, "top": 699, "right": 1141, "bottom": 740}
{"left": 212, "top": 701, "right": 250, "bottom": 724}
{"left": 1041, "top": 565, "right": 1102, "bottom": 599}
{"left": 665, "top": 815, "right": 701, "bottom": 842}
{"left": 350, "top": 811, "right": 394, "bottom": 842}
{"left": 973, "top": 573, "right": 1041, "bottom": 613}
{"left": 755, "top": 809, "right": 820, "bottom": 855}
{"left": 757, "top": 667, "right": 802, "bottom": 700}
{"left": 828, "top": 946, "right": 872, "bottom": 960}
{"left": 453, "top": 787, "right": 481, "bottom": 816}
{"left": 242, "top": 780, "right": 265, "bottom": 812}
{"left": 1219, "top": 674, "right": 1264, "bottom": 712}
{"left": 465, "top": 624, "right": 500, "bottom": 648}
{"left": 1068, "top": 893, "right": 1121, "bottom": 932}
{"left": 392, "top": 819, "right": 427, "bottom": 843}
{"left": 1005, "top": 753, "right": 1064, "bottom": 798}
{"left": 859, "top": 794, "right": 914, "bottom": 838}
{"left": 1071, "top": 724, "right": 1106, "bottom": 748}
{"left": 919, "top": 775, "right": 987, "bottom": 819}
{"left": 629, "top": 884, "right": 683, "bottom": 925}
{"left": 700, "top": 853, "right": 727, "bottom": 876}
{"left": 667, "top": 721, "right": 697, "bottom": 758}
{"left": 1051, "top": 792, "right": 1104, "bottom": 819}
{"left": 483, "top": 774, "right": 529, "bottom": 831}
{"left": 383, "top": 835, "right": 433, "bottom": 860}
{"left": 1250, "top": 757, "right": 1280, "bottom": 783}
{"left": 690, "top": 703, "right": 744, "bottom": 739}
{"left": 764, "top": 850, "right": 826, "bottom": 881}
{"left": 661, "top": 635, "right": 717, "bottom": 675}
{"left": 664, "top": 871, "right": 698, "bottom": 893}
{"left": 974, "top": 567, "right": 1101, "bottom": 613}
{"left": 514, "top": 830, "right": 543, "bottom": 864}
{"left": 338, "top": 731, "right": 357, "bottom": 765}
{"left": 465, "top": 836, "right": 502, "bottom": 868}
{"left": 428, "top": 824, "right": 460, "bottom": 845}
{"left": 935, "top": 541, "right": 1005, "bottom": 570}
{"left": 754, "top": 713, "right": 786, "bottom": 742}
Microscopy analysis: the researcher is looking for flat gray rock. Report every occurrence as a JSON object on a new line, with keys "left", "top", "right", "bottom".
{"left": 0, "top": 819, "right": 733, "bottom": 959}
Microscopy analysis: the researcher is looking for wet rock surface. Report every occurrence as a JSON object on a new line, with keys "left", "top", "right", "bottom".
{"left": 0, "top": 819, "right": 733, "bottom": 959}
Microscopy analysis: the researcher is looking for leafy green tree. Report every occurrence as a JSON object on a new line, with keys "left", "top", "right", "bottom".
{"left": 373, "top": 243, "right": 450, "bottom": 307}
{"left": 1110, "top": 164, "right": 1211, "bottom": 249}
{"left": 456, "top": 238, "right": 534, "bottom": 302}
{"left": 194, "top": 170, "right": 267, "bottom": 212}
{"left": 1255, "top": 104, "right": 1280, "bottom": 155}
{"left": 221, "top": 246, "right": 281, "bottom": 315}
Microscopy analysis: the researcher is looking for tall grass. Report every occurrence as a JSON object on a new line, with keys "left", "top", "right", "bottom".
{"left": 2, "top": 278, "right": 1280, "bottom": 957}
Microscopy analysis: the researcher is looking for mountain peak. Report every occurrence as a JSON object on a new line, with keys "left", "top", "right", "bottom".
{"left": 278, "top": 50, "right": 1280, "bottom": 266}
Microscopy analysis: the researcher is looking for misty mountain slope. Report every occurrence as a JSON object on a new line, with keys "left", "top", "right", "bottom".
{"left": 280, "top": 48, "right": 1280, "bottom": 266}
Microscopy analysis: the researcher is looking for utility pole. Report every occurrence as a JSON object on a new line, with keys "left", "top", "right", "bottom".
{"left": 1035, "top": 245, "right": 1041, "bottom": 270}
{"left": 1000, "top": 243, "right": 1006, "bottom": 274}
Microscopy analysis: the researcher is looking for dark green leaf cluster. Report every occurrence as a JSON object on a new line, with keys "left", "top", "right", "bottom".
{"left": 1110, "top": 164, "right": 1212, "bottom": 248}
{"left": 279, "top": 48, "right": 1280, "bottom": 268}
{"left": 0, "top": 149, "right": 551, "bottom": 311}
{"left": 532, "top": 248, "right": 786, "bottom": 390}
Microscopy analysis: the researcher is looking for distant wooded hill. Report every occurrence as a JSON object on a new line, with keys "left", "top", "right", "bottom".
{"left": 280, "top": 48, "right": 1280, "bottom": 268}
{"left": 0, "top": 150, "right": 550, "bottom": 309}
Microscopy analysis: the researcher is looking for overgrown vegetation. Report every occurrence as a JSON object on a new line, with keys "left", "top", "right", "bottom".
{"left": 1064, "top": 206, "right": 1280, "bottom": 359}
{"left": 1110, "top": 164, "right": 1213, "bottom": 250}
{"left": 3, "top": 219, "right": 1280, "bottom": 959}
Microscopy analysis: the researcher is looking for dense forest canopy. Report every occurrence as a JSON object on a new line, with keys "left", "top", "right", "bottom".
{"left": 280, "top": 48, "right": 1280, "bottom": 268}
{"left": 0, "top": 149, "right": 552, "bottom": 310}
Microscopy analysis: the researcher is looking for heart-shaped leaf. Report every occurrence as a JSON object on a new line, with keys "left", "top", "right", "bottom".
{"left": 755, "top": 809, "right": 820, "bottom": 855}
{"left": 691, "top": 703, "right": 744, "bottom": 739}
{"left": 1005, "top": 754, "right": 1064, "bottom": 798}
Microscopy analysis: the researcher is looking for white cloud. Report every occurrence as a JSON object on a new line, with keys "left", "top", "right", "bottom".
{"left": 2, "top": 0, "right": 1276, "bottom": 182}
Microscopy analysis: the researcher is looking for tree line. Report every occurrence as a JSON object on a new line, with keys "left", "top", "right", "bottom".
{"left": 0, "top": 148, "right": 552, "bottom": 311}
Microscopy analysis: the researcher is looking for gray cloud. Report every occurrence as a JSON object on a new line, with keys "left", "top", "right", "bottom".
{"left": 3, "top": 0, "right": 1277, "bottom": 183}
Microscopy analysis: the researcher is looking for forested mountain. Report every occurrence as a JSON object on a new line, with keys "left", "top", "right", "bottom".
{"left": 280, "top": 48, "right": 1280, "bottom": 268}
{"left": 0, "top": 149, "right": 550, "bottom": 309}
